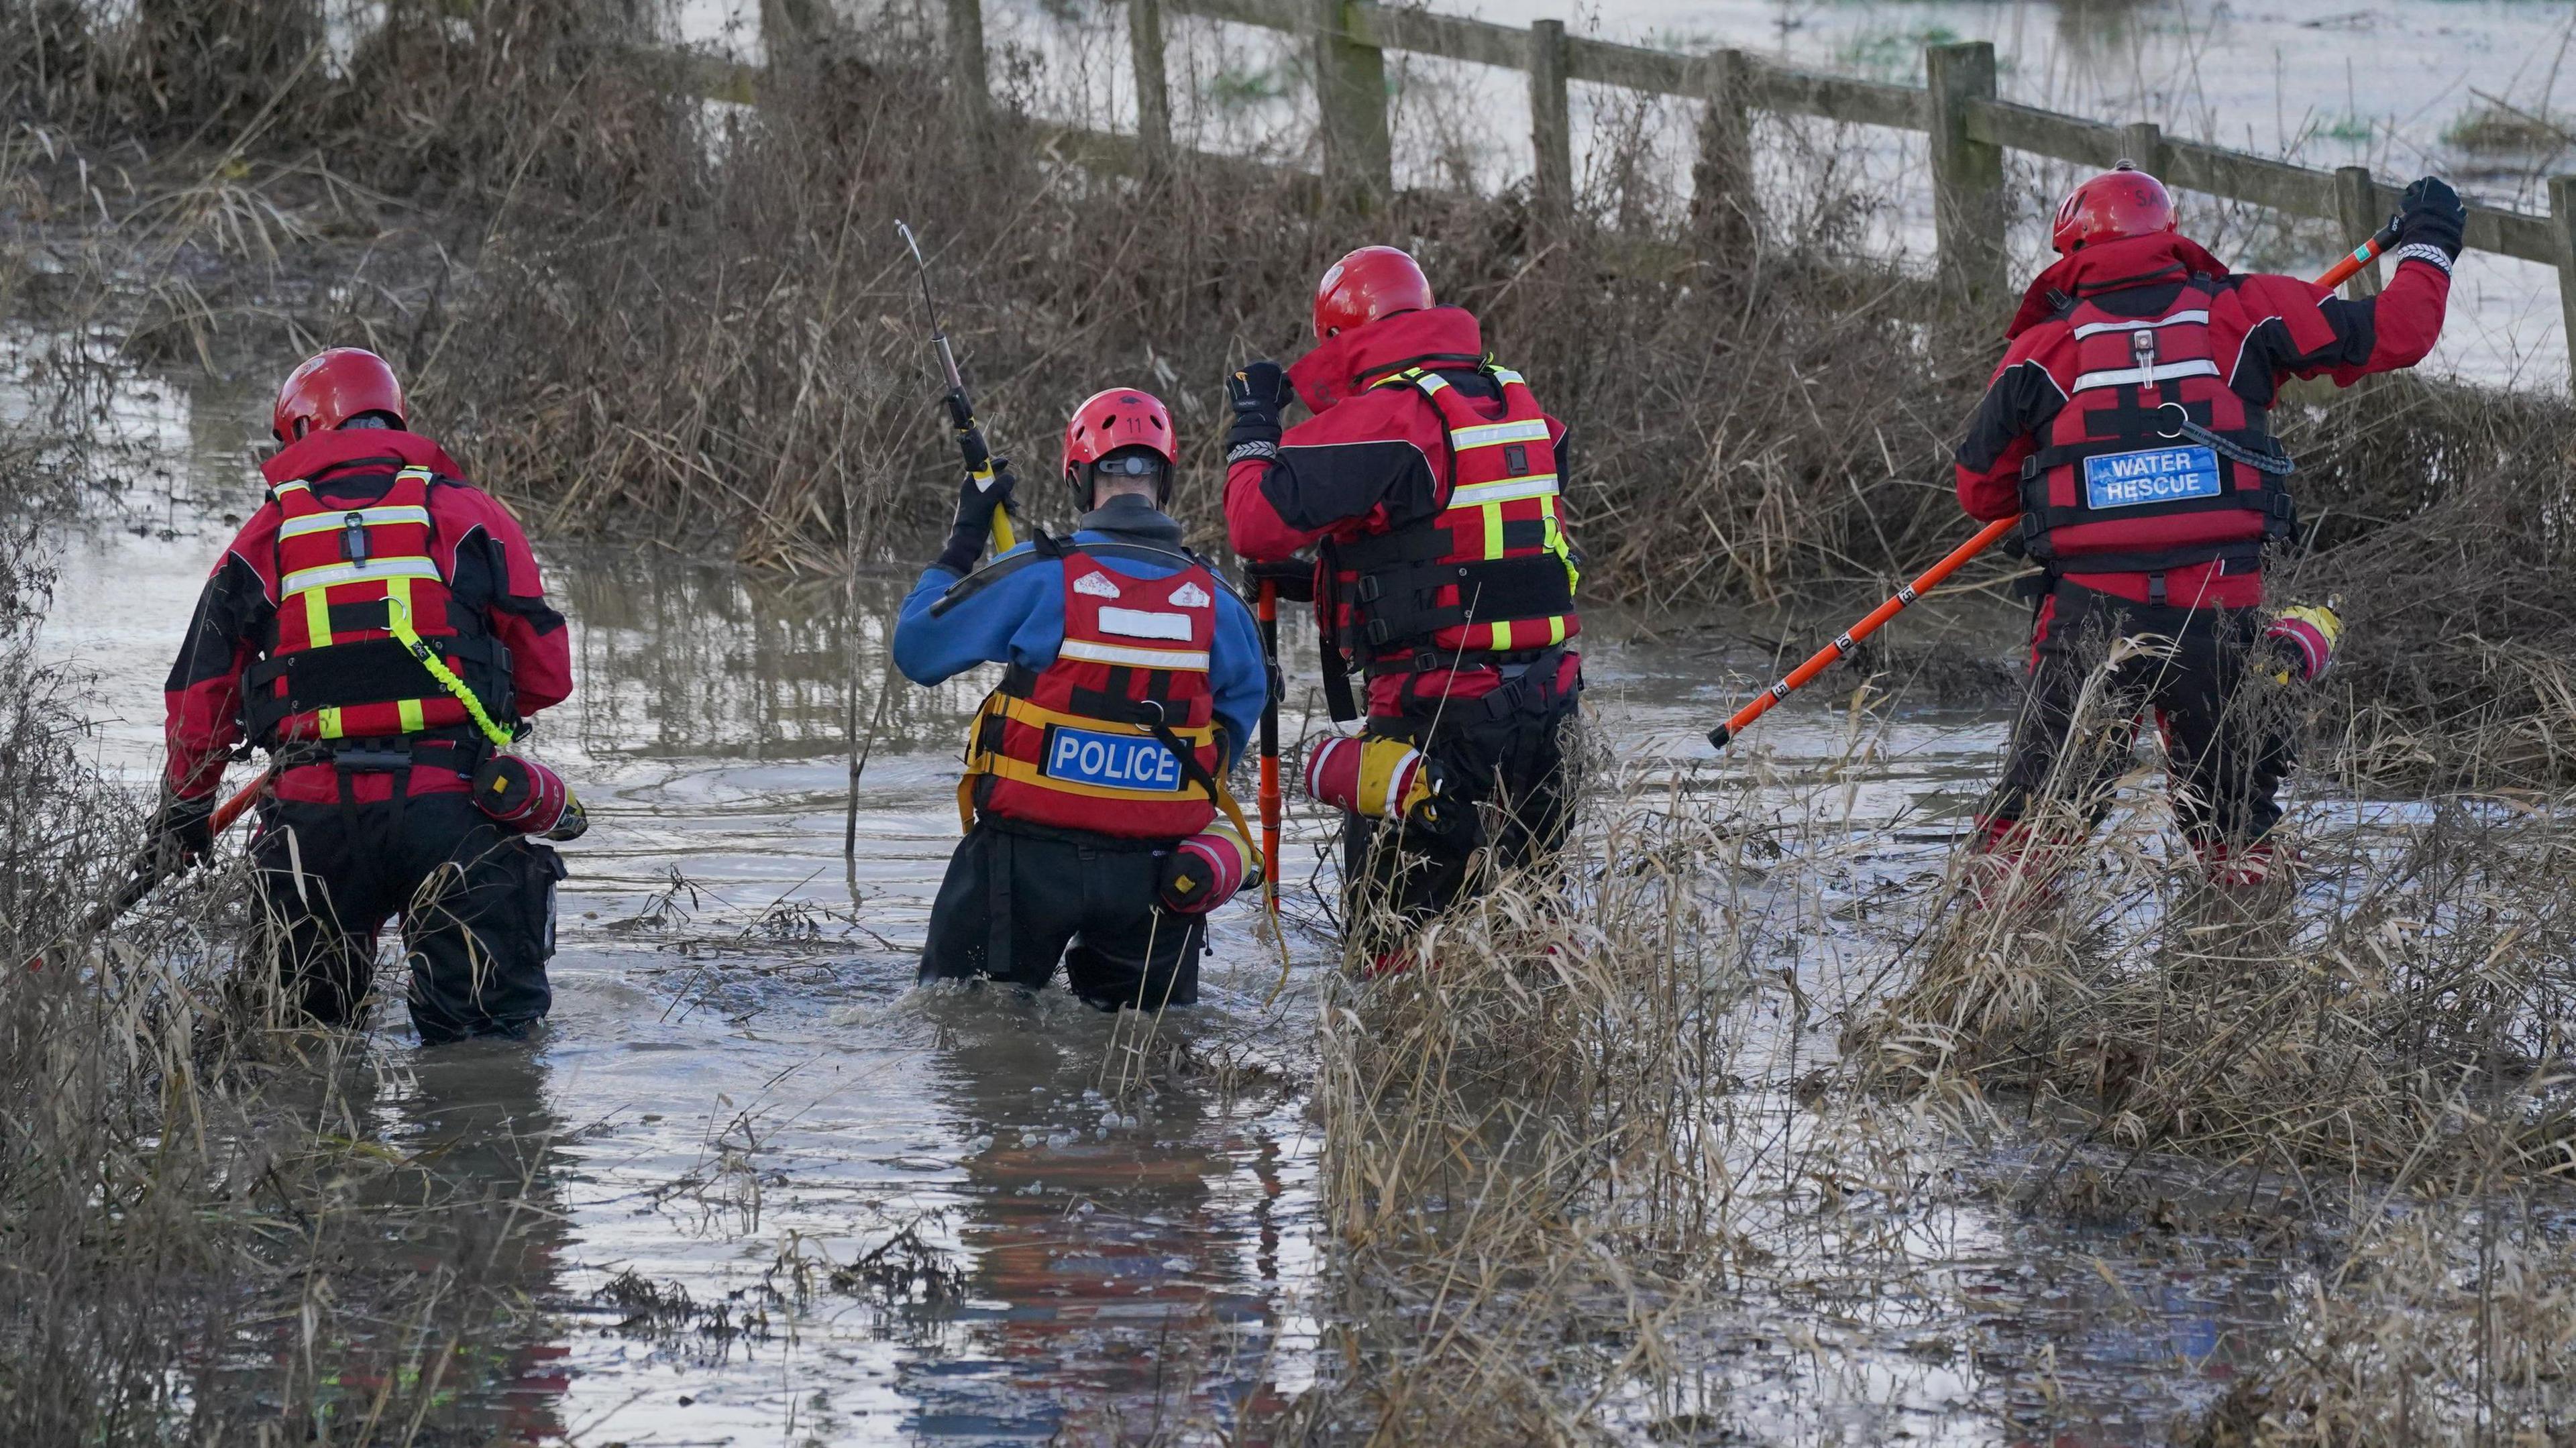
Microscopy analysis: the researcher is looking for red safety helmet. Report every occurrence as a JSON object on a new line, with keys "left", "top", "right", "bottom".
{"left": 272, "top": 347, "right": 407, "bottom": 443}
{"left": 1312, "top": 245, "right": 1434, "bottom": 343}
{"left": 2050, "top": 163, "right": 2177, "bottom": 256}
{"left": 1062, "top": 388, "right": 1177, "bottom": 509}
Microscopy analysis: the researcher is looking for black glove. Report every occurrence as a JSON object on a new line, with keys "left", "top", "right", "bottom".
{"left": 2396, "top": 176, "right": 2465, "bottom": 262}
{"left": 1225, "top": 361, "right": 1291, "bottom": 459}
{"left": 1242, "top": 556, "right": 1316, "bottom": 605}
{"left": 146, "top": 790, "right": 217, "bottom": 867}
{"left": 934, "top": 461, "right": 1018, "bottom": 575}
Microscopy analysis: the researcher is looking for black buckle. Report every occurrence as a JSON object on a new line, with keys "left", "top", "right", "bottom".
{"left": 1413, "top": 649, "right": 1442, "bottom": 673}
{"left": 1354, "top": 575, "right": 1382, "bottom": 604}
{"left": 1364, "top": 619, "right": 1392, "bottom": 646}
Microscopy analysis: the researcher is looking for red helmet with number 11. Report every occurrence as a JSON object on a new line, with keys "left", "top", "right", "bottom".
{"left": 2049, "top": 163, "right": 2177, "bottom": 256}
{"left": 272, "top": 347, "right": 407, "bottom": 443}
{"left": 1312, "top": 245, "right": 1434, "bottom": 343}
{"left": 1063, "top": 388, "right": 1177, "bottom": 510}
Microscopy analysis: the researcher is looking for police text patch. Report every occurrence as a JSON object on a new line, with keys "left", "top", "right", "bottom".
{"left": 1042, "top": 725, "right": 1183, "bottom": 792}
{"left": 2082, "top": 446, "right": 2220, "bottom": 511}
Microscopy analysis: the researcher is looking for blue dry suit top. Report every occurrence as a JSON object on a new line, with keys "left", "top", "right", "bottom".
{"left": 893, "top": 498, "right": 1267, "bottom": 769}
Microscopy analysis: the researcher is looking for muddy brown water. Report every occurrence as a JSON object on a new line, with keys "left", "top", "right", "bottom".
{"left": 32, "top": 356, "right": 2356, "bottom": 1443}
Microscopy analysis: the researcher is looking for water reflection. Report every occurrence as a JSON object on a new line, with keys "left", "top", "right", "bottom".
{"left": 908, "top": 991, "right": 1304, "bottom": 1440}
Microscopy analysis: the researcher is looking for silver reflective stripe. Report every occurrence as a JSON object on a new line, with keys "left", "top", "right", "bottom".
{"left": 1448, "top": 418, "right": 1552, "bottom": 450}
{"left": 276, "top": 505, "right": 431, "bottom": 539}
{"left": 2070, "top": 309, "right": 2209, "bottom": 340}
{"left": 1057, "top": 638, "right": 1211, "bottom": 671}
{"left": 1446, "top": 474, "right": 1560, "bottom": 507}
{"left": 280, "top": 557, "right": 443, "bottom": 596}
{"left": 2070, "top": 359, "right": 2219, "bottom": 394}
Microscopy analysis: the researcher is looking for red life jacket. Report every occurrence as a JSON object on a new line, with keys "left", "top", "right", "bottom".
{"left": 1326, "top": 362, "right": 1580, "bottom": 677}
{"left": 239, "top": 465, "right": 516, "bottom": 749}
{"left": 960, "top": 543, "right": 1222, "bottom": 840}
{"left": 2016, "top": 276, "right": 2296, "bottom": 574}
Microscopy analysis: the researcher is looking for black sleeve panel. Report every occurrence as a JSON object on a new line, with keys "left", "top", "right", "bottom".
{"left": 1258, "top": 437, "right": 1442, "bottom": 533}
{"left": 439, "top": 525, "right": 567, "bottom": 636}
{"left": 162, "top": 553, "right": 272, "bottom": 692}
{"left": 2231, "top": 299, "right": 2376, "bottom": 410}
{"left": 1953, "top": 361, "right": 2065, "bottom": 471}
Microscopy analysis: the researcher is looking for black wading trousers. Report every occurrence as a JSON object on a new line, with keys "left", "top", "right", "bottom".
{"left": 1342, "top": 655, "right": 1583, "bottom": 948}
{"left": 919, "top": 820, "right": 1203, "bottom": 1011}
{"left": 252, "top": 791, "right": 563, "bottom": 1044}
{"left": 1982, "top": 581, "right": 2293, "bottom": 846}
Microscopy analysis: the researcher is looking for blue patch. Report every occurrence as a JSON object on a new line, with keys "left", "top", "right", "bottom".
{"left": 2082, "top": 446, "right": 2221, "bottom": 510}
{"left": 1042, "top": 725, "right": 1183, "bottom": 793}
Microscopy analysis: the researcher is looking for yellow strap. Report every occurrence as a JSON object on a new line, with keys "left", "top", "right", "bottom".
{"left": 316, "top": 706, "right": 344, "bottom": 740}
{"left": 301, "top": 583, "right": 333, "bottom": 648}
{"left": 385, "top": 597, "right": 515, "bottom": 748}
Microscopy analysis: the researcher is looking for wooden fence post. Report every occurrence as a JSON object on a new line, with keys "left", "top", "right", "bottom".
{"left": 946, "top": 0, "right": 989, "bottom": 114}
{"left": 2334, "top": 166, "right": 2387, "bottom": 297}
{"left": 1314, "top": 0, "right": 1392, "bottom": 207}
{"left": 2119, "top": 120, "right": 2163, "bottom": 176}
{"left": 1129, "top": 0, "right": 1172, "bottom": 163}
{"left": 1688, "top": 49, "right": 1754, "bottom": 259}
{"left": 2553, "top": 176, "right": 2576, "bottom": 395}
{"left": 1529, "top": 19, "right": 1572, "bottom": 224}
{"left": 1925, "top": 41, "right": 2005, "bottom": 308}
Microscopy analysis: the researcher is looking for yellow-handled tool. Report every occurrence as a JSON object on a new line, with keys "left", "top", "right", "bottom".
{"left": 897, "top": 220, "right": 1019, "bottom": 554}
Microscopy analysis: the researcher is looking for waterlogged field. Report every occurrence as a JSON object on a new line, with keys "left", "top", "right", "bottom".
{"left": 26, "top": 337, "right": 2573, "bottom": 1444}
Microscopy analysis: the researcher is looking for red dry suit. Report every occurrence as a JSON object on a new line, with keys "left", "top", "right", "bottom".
{"left": 1224, "top": 305, "right": 1581, "bottom": 720}
{"left": 1954, "top": 231, "right": 2452, "bottom": 610}
{"left": 162, "top": 428, "right": 573, "bottom": 805}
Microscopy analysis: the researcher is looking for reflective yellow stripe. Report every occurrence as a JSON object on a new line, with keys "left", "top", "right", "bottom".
{"left": 276, "top": 505, "right": 432, "bottom": 539}
{"left": 1480, "top": 502, "right": 1505, "bottom": 563}
{"left": 282, "top": 557, "right": 442, "bottom": 596}
{"left": 1056, "top": 638, "right": 1212, "bottom": 671}
{"left": 397, "top": 698, "right": 427, "bottom": 733}
{"left": 1490, "top": 368, "right": 1525, "bottom": 386}
{"left": 1447, "top": 474, "right": 1558, "bottom": 507}
{"left": 316, "top": 706, "right": 344, "bottom": 740}
{"left": 302, "top": 585, "right": 333, "bottom": 648}
{"left": 1448, "top": 418, "right": 1552, "bottom": 450}
{"left": 1546, "top": 615, "right": 1567, "bottom": 646}
{"left": 386, "top": 573, "right": 414, "bottom": 626}
{"left": 272, "top": 480, "right": 311, "bottom": 496}
{"left": 988, "top": 693, "right": 1216, "bottom": 746}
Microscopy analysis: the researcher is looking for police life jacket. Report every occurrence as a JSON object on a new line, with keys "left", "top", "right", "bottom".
{"left": 1325, "top": 362, "right": 1580, "bottom": 686}
{"left": 239, "top": 465, "right": 516, "bottom": 751}
{"left": 2016, "top": 276, "right": 2296, "bottom": 575}
{"left": 959, "top": 541, "right": 1223, "bottom": 840}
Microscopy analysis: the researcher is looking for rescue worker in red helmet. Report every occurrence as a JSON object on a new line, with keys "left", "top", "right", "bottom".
{"left": 1224, "top": 246, "right": 1583, "bottom": 951}
{"left": 1955, "top": 166, "right": 2465, "bottom": 893}
{"left": 148, "top": 347, "right": 577, "bottom": 1042}
{"left": 895, "top": 388, "right": 1268, "bottom": 1010}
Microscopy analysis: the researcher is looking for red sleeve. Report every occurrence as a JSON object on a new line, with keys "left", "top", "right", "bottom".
{"left": 1225, "top": 455, "right": 1326, "bottom": 562}
{"left": 2326, "top": 257, "right": 2451, "bottom": 383}
{"left": 441, "top": 488, "right": 572, "bottom": 716}
{"left": 162, "top": 515, "right": 280, "bottom": 798}
{"left": 484, "top": 498, "right": 572, "bottom": 716}
{"left": 1952, "top": 334, "right": 2066, "bottom": 522}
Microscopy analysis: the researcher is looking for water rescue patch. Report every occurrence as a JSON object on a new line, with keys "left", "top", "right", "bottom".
{"left": 2082, "top": 446, "right": 2221, "bottom": 510}
{"left": 1042, "top": 725, "right": 1183, "bottom": 792}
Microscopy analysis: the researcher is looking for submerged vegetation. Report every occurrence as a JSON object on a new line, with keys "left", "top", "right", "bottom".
{"left": 5, "top": 0, "right": 2576, "bottom": 1442}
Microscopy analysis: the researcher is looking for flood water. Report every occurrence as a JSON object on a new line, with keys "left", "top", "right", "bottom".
{"left": 22, "top": 352, "right": 2449, "bottom": 1443}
